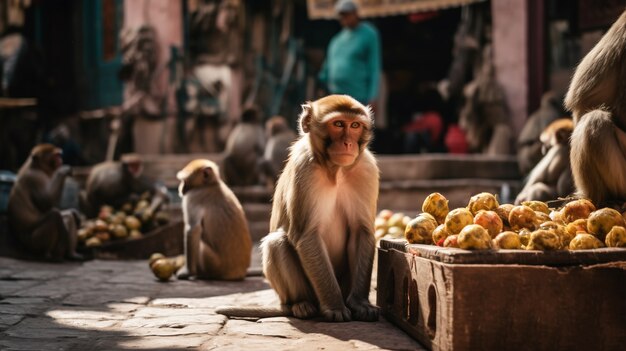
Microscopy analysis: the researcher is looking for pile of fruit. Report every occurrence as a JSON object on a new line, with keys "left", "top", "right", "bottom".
{"left": 148, "top": 253, "right": 184, "bottom": 281}
{"left": 376, "top": 192, "right": 626, "bottom": 251}
{"left": 78, "top": 194, "right": 171, "bottom": 248}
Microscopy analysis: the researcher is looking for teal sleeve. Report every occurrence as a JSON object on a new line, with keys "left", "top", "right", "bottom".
{"left": 368, "top": 29, "right": 382, "bottom": 102}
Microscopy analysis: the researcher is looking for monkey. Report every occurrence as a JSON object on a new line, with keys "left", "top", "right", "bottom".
{"left": 515, "top": 119, "right": 575, "bottom": 204}
{"left": 175, "top": 159, "right": 252, "bottom": 280}
{"left": 259, "top": 115, "right": 297, "bottom": 188}
{"left": 222, "top": 106, "right": 265, "bottom": 186}
{"left": 565, "top": 10, "right": 626, "bottom": 206}
{"left": 81, "top": 154, "right": 168, "bottom": 218}
{"left": 217, "top": 95, "right": 380, "bottom": 322}
{"left": 7, "top": 144, "right": 84, "bottom": 261}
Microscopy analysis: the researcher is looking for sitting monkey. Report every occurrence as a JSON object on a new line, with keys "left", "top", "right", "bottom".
{"left": 176, "top": 159, "right": 252, "bottom": 280}
{"left": 218, "top": 95, "right": 380, "bottom": 322}
{"left": 8, "top": 144, "right": 84, "bottom": 261}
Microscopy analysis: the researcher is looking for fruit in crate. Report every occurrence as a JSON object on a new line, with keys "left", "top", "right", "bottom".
{"left": 422, "top": 192, "right": 449, "bottom": 224}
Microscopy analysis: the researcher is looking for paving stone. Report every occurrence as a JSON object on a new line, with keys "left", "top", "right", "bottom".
{"left": 106, "top": 334, "right": 211, "bottom": 349}
{"left": 0, "top": 280, "right": 40, "bottom": 297}
{"left": 4, "top": 317, "right": 101, "bottom": 339}
{"left": 62, "top": 291, "right": 151, "bottom": 306}
{"left": 121, "top": 314, "right": 225, "bottom": 328}
{"left": 0, "top": 336, "right": 83, "bottom": 351}
{"left": 45, "top": 308, "right": 128, "bottom": 321}
{"left": 133, "top": 306, "right": 219, "bottom": 318}
{"left": 0, "top": 313, "right": 24, "bottom": 326}
{"left": 122, "top": 323, "right": 222, "bottom": 337}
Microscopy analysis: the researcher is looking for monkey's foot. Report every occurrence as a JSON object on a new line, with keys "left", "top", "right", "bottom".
{"left": 321, "top": 305, "right": 352, "bottom": 322}
{"left": 176, "top": 267, "right": 193, "bottom": 280}
{"left": 66, "top": 252, "right": 89, "bottom": 262}
{"left": 347, "top": 299, "right": 379, "bottom": 322}
{"left": 291, "top": 301, "right": 317, "bottom": 319}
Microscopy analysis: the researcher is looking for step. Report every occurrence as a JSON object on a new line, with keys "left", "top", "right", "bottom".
{"left": 377, "top": 154, "right": 520, "bottom": 181}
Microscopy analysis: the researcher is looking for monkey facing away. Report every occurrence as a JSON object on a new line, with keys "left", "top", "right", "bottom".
{"left": 8, "top": 144, "right": 83, "bottom": 261}
{"left": 176, "top": 159, "right": 252, "bottom": 280}
{"left": 222, "top": 106, "right": 265, "bottom": 186}
{"left": 260, "top": 115, "right": 297, "bottom": 188}
{"left": 218, "top": 94, "right": 380, "bottom": 322}
{"left": 515, "top": 119, "right": 575, "bottom": 204}
{"left": 565, "top": 10, "right": 626, "bottom": 205}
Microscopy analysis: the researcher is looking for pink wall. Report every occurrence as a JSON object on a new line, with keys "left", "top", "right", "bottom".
{"left": 491, "top": 0, "right": 528, "bottom": 136}
{"left": 123, "top": 0, "right": 183, "bottom": 115}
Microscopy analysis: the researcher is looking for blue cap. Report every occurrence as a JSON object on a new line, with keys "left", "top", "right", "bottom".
{"left": 335, "top": 0, "right": 358, "bottom": 14}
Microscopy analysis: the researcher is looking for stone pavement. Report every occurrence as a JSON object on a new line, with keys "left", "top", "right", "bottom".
{"left": 0, "top": 250, "right": 425, "bottom": 350}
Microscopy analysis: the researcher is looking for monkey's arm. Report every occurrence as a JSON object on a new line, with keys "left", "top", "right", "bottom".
{"left": 294, "top": 232, "right": 350, "bottom": 321}
{"left": 29, "top": 167, "right": 69, "bottom": 212}
{"left": 346, "top": 226, "right": 378, "bottom": 321}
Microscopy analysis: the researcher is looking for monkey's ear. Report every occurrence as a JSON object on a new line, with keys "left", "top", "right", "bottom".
{"left": 202, "top": 166, "right": 217, "bottom": 184}
{"left": 299, "top": 103, "right": 312, "bottom": 134}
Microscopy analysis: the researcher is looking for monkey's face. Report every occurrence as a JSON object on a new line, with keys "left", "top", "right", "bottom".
{"left": 31, "top": 144, "right": 63, "bottom": 174}
{"left": 325, "top": 117, "right": 365, "bottom": 167}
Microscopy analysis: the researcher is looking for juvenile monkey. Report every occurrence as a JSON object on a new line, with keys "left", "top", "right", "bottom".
{"left": 515, "top": 119, "right": 575, "bottom": 204}
{"left": 260, "top": 115, "right": 297, "bottom": 187}
{"left": 82, "top": 154, "right": 168, "bottom": 217}
{"left": 218, "top": 95, "right": 380, "bottom": 322}
{"left": 176, "top": 159, "right": 252, "bottom": 280}
{"left": 222, "top": 106, "right": 265, "bottom": 186}
{"left": 8, "top": 144, "right": 83, "bottom": 261}
{"left": 566, "top": 10, "right": 626, "bottom": 205}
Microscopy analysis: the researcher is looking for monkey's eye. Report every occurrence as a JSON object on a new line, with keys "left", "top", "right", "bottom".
{"left": 333, "top": 120, "right": 345, "bottom": 128}
{"left": 350, "top": 122, "right": 361, "bottom": 128}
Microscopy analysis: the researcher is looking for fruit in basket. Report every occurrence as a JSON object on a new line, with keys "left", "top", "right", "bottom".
{"left": 526, "top": 229, "right": 560, "bottom": 250}
{"left": 494, "top": 231, "right": 522, "bottom": 249}
{"left": 405, "top": 214, "right": 437, "bottom": 244}
{"left": 495, "top": 204, "right": 514, "bottom": 227}
{"left": 98, "top": 205, "right": 114, "bottom": 220}
{"left": 375, "top": 217, "right": 388, "bottom": 232}
{"left": 565, "top": 218, "right": 588, "bottom": 237}
{"left": 124, "top": 216, "right": 142, "bottom": 230}
{"left": 135, "top": 199, "right": 150, "bottom": 212}
{"left": 77, "top": 227, "right": 93, "bottom": 242}
{"left": 586, "top": 207, "right": 625, "bottom": 241}
{"left": 569, "top": 233, "right": 604, "bottom": 250}
{"left": 467, "top": 192, "right": 499, "bottom": 215}
{"left": 443, "top": 234, "right": 459, "bottom": 248}
{"left": 377, "top": 209, "right": 394, "bottom": 221}
{"left": 522, "top": 200, "right": 550, "bottom": 214}
{"left": 85, "top": 237, "right": 102, "bottom": 247}
{"left": 422, "top": 192, "right": 449, "bottom": 224}
{"left": 432, "top": 224, "right": 450, "bottom": 246}
{"left": 458, "top": 224, "right": 491, "bottom": 250}
{"left": 473, "top": 210, "right": 503, "bottom": 238}
{"left": 150, "top": 258, "right": 176, "bottom": 281}
{"left": 95, "top": 231, "right": 111, "bottom": 242}
{"left": 387, "top": 212, "right": 406, "bottom": 229}
{"left": 445, "top": 208, "right": 474, "bottom": 234}
{"left": 539, "top": 221, "right": 572, "bottom": 248}
{"left": 518, "top": 228, "right": 531, "bottom": 247}
{"left": 605, "top": 226, "right": 626, "bottom": 247}
{"left": 129, "top": 229, "right": 143, "bottom": 240}
{"left": 561, "top": 199, "right": 595, "bottom": 223}
{"left": 535, "top": 211, "right": 551, "bottom": 224}
{"left": 110, "top": 224, "right": 129, "bottom": 239}
{"left": 109, "top": 212, "right": 125, "bottom": 225}
{"left": 94, "top": 219, "right": 109, "bottom": 232}
{"left": 387, "top": 226, "right": 404, "bottom": 239}
{"left": 549, "top": 209, "right": 565, "bottom": 224}
{"left": 508, "top": 205, "right": 538, "bottom": 231}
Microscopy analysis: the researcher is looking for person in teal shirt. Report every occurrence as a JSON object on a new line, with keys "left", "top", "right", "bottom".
{"left": 318, "top": 0, "right": 382, "bottom": 107}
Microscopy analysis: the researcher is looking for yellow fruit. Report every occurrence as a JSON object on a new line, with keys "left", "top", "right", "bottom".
{"left": 458, "top": 224, "right": 491, "bottom": 250}
{"left": 443, "top": 234, "right": 459, "bottom": 248}
{"left": 129, "top": 230, "right": 143, "bottom": 240}
{"left": 149, "top": 252, "right": 165, "bottom": 268}
{"left": 387, "top": 226, "right": 404, "bottom": 239}
{"left": 467, "top": 192, "right": 499, "bottom": 215}
{"left": 95, "top": 231, "right": 111, "bottom": 242}
{"left": 151, "top": 258, "right": 175, "bottom": 281}
{"left": 135, "top": 200, "right": 150, "bottom": 212}
{"left": 566, "top": 218, "right": 588, "bottom": 237}
{"left": 405, "top": 214, "right": 437, "bottom": 244}
{"left": 473, "top": 210, "right": 503, "bottom": 239}
{"left": 605, "top": 226, "right": 626, "bottom": 247}
{"left": 549, "top": 209, "right": 565, "bottom": 224}
{"left": 518, "top": 229, "right": 531, "bottom": 247}
{"left": 522, "top": 200, "right": 550, "bottom": 214}
{"left": 432, "top": 224, "right": 450, "bottom": 246}
{"left": 111, "top": 224, "right": 129, "bottom": 239}
{"left": 77, "top": 228, "right": 93, "bottom": 242}
{"left": 374, "top": 217, "right": 388, "bottom": 232}
{"left": 445, "top": 208, "right": 474, "bottom": 234}
{"left": 124, "top": 216, "right": 142, "bottom": 230}
{"left": 569, "top": 233, "right": 604, "bottom": 250}
{"left": 508, "top": 205, "right": 538, "bottom": 231}
{"left": 422, "top": 192, "right": 449, "bottom": 224}
{"left": 85, "top": 237, "right": 102, "bottom": 247}
{"left": 561, "top": 199, "right": 596, "bottom": 223}
{"left": 539, "top": 221, "right": 572, "bottom": 248}
{"left": 535, "top": 211, "right": 551, "bottom": 224}
{"left": 387, "top": 212, "right": 405, "bottom": 229}
{"left": 586, "top": 208, "right": 625, "bottom": 241}
{"left": 494, "top": 231, "right": 522, "bottom": 250}
{"left": 526, "top": 229, "right": 560, "bottom": 250}
{"left": 377, "top": 209, "right": 394, "bottom": 221}
{"left": 495, "top": 204, "right": 514, "bottom": 226}
{"left": 94, "top": 219, "right": 109, "bottom": 232}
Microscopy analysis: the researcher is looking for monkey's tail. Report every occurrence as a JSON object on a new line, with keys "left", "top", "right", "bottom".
{"left": 215, "top": 306, "right": 291, "bottom": 319}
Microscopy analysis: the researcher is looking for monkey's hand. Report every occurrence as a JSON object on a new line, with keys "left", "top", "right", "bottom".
{"left": 320, "top": 305, "right": 352, "bottom": 322}
{"left": 346, "top": 297, "right": 379, "bottom": 322}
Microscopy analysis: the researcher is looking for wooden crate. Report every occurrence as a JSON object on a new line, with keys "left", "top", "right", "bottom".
{"left": 376, "top": 239, "right": 626, "bottom": 351}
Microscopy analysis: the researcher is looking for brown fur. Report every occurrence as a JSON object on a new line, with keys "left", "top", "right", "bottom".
{"left": 565, "top": 10, "right": 626, "bottom": 205}
{"left": 176, "top": 159, "right": 252, "bottom": 280}
{"left": 218, "top": 95, "right": 380, "bottom": 322}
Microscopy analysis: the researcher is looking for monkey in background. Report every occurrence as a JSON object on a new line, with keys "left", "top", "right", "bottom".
{"left": 260, "top": 116, "right": 297, "bottom": 188}
{"left": 565, "top": 10, "right": 626, "bottom": 206}
{"left": 81, "top": 154, "right": 168, "bottom": 218}
{"left": 515, "top": 119, "right": 574, "bottom": 204}
{"left": 222, "top": 106, "right": 265, "bottom": 186}
{"left": 8, "top": 144, "right": 84, "bottom": 261}
{"left": 176, "top": 159, "right": 252, "bottom": 280}
{"left": 218, "top": 95, "right": 380, "bottom": 322}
